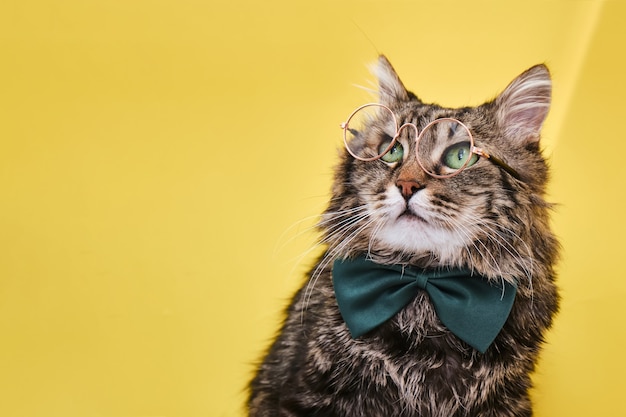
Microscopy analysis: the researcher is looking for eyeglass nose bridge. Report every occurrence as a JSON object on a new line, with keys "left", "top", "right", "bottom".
{"left": 393, "top": 121, "right": 419, "bottom": 156}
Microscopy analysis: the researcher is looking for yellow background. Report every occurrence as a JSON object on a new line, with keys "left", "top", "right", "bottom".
{"left": 1, "top": 1, "right": 624, "bottom": 416}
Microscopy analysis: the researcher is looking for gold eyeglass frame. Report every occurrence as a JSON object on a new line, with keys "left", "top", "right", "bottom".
{"left": 340, "top": 103, "right": 521, "bottom": 180}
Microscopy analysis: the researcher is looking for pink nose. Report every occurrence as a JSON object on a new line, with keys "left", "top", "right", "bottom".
{"left": 396, "top": 179, "right": 423, "bottom": 198}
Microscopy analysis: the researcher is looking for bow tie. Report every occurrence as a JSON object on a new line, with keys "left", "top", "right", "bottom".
{"left": 332, "top": 256, "right": 517, "bottom": 353}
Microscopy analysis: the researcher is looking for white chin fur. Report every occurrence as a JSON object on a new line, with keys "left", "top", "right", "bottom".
{"left": 371, "top": 186, "right": 470, "bottom": 261}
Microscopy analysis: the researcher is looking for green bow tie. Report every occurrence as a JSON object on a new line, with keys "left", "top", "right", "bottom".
{"left": 332, "top": 256, "right": 517, "bottom": 353}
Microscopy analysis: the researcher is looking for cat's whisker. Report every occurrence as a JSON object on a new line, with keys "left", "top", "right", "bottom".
{"left": 367, "top": 216, "right": 388, "bottom": 258}
{"left": 301, "top": 206, "right": 377, "bottom": 316}
{"left": 452, "top": 218, "right": 505, "bottom": 279}
{"left": 446, "top": 211, "right": 535, "bottom": 289}
{"left": 320, "top": 211, "right": 370, "bottom": 247}
{"left": 353, "top": 80, "right": 379, "bottom": 98}
{"left": 319, "top": 207, "right": 370, "bottom": 229}
{"left": 273, "top": 197, "right": 362, "bottom": 260}
{"left": 322, "top": 213, "right": 379, "bottom": 267}
{"left": 273, "top": 213, "right": 324, "bottom": 259}
{"left": 483, "top": 222, "right": 534, "bottom": 281}
{"left": 289, "top": 206, "right": 370, "bottom": 268}
{"left": 441, "top": 218, "right": 484, "bottom": 274}
{"left": 479, "top": 220, "right": 536, "bottom": 301}
{"left": 276, "top": 210, "right": 370, "bottom": 290}
{"left": 469, "top": 216, "right": 535, "bottom": 280}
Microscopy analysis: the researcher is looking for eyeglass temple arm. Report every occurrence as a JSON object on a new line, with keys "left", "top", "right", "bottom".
{"left": 472, "top": 147, "right": 523, "bottom": 181}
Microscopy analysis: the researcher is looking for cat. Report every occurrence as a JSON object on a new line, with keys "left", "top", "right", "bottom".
{"left": 248, "top": 55, "right": 559, "bottom": 417}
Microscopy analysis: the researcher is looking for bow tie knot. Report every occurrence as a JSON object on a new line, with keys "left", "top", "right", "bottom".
{"left": 414, "top": 272, "right": 429, "bottom": 289}
{"left": 332, "top": 256, "right": 517, "bottom": 353}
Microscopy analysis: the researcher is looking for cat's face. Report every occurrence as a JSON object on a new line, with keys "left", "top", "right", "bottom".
{"left": 323, "top": 56, "right": 551, "bottom": 276}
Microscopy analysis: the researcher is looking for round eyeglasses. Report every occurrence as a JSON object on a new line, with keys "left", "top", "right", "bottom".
{"left": 340, "top": 103, "right": 521, "bottom": 180}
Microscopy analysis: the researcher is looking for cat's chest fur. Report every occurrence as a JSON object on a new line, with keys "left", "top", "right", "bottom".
{"left": 275, "top": 272, "right": 526, "bottom": 416}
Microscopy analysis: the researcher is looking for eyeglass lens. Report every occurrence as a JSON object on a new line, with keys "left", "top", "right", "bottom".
{"left": 343, "top": 104, "right": 398, "bottom": 161}
{"left": 416, "top": 119, "right": 475, "bottom": 178}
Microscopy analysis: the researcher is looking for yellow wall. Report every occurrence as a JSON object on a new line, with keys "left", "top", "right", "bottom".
{"left": 0, "top": 1, "right": 624, "bottom": 416}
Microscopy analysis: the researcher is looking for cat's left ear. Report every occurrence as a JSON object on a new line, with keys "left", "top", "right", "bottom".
{"left": 372, "top": 55, "right": 413, "bottom": 106}
{"left": 495, "top": 64, "right": 551, "bottom": 143}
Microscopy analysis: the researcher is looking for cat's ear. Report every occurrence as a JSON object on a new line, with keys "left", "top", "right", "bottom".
{"left": 495, "top": 64, "right": 551, "bottom": 143}
{"left": 371, "top": 55, "right": 413, "bottom": 105}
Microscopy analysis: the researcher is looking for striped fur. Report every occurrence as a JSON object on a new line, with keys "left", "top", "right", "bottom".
{"left": 249, "top": 56, "right": 559, "bottom": 416}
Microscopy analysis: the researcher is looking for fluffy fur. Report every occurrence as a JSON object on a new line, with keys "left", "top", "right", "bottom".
{"left": 248, "top": 56, "right": 559, "bottom": 416}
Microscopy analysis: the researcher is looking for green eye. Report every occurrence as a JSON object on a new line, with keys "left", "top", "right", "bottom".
{"left": 443, "top": 142, "right": 479, "bottom": 170}
{"left": 379, "top": 140, "right": 404, "bottom": 163}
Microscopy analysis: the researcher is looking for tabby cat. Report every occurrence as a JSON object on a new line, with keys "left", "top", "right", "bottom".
{"left": 248, "top": 55, "right": 559, "bottom": 416}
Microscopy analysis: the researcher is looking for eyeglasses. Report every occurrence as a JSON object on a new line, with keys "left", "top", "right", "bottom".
{"left": 340, "top": 103, "right": 521, "bottom": 180}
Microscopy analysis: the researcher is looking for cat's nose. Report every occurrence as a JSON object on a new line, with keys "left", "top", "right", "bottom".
{"left": 396, "top": 179, "right": 424, "bottom": 199}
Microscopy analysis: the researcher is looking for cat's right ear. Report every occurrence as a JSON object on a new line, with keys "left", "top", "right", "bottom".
{"left": 371, "top": 55, "right": 413, "bottom": 105}
{"left": 495, "top": 64, "right": 552, "bottom": 143}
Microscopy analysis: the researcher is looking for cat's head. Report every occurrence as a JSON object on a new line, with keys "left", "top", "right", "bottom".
{"left": 322, "top": 55, "right": 553, "bottom": 280}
